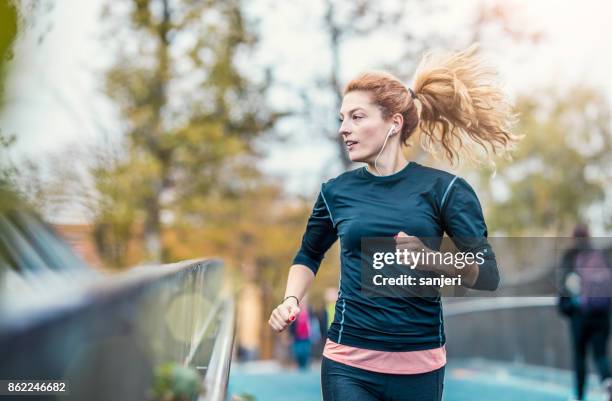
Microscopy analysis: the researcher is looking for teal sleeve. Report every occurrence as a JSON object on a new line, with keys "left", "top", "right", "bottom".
{"left": 292, "top": 190, "right": 338, "bottom": 275}
{"left": 441, "top": 177, "right": 500, "bottom": 291}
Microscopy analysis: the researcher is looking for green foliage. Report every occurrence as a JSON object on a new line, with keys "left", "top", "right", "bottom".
{"left": 151, "top": 362, "right": 202, "bottom": 401}
{"left": 0, "top": 0, "right": 18, "bottom": 104}
{"left": 232, "top": 393, "right": 256, "bottom": 401}
{"left": 478, "top": 87, "right": 611, "bottom": 235}
{"left": 88, "top": 146, "right": 144, "bottom": 268}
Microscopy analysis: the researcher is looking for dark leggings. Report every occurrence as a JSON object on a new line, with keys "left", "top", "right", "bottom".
{"left": 570, "top": 311, "right": 611, "bottom": 400}
{"left": 321, "top": 356, "right": 444, "bottom": 401}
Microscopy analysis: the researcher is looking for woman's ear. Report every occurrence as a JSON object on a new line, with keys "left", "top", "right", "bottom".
{"left": 392, "top": 114, "right": 404, "bottom": 134}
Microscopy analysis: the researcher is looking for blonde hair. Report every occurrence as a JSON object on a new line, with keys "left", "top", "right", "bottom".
{"left": 344, "top": 43, "right": 522, "bottom": 168}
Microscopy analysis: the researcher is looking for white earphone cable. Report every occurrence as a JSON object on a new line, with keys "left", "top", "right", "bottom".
{"left": 374, "top": 125, "right": 395, "bottom": 176}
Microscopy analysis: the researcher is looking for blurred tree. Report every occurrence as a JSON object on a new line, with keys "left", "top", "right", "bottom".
{"left": 0, "top": 0, "right": 18, "bottom": 110}
{"left": 1, "top": 0, "right": 63, "bottom": 211}
{"left": 89, "top": 145, "right": 145, "bottom": 268}
{"left": 99, "top": 0, "right": 287, "bottom": 263}
{"left": 1, "top": 0, "right": 18, "bottom": 193}
{"left": 478, "top": 87, "right": 612, "bottom": 235}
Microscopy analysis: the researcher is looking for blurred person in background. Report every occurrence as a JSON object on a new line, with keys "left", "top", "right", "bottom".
{"left": 236, "top": 262, "right": 263, "bottom": 362}
{"left": 288, "top": 293, "right": 318, "bottom": 370}
{"left": 323, "top": 287, "right": 338, "bottom": 330}
{"left": 558, "top": 223, "right": 612, "bottom": 401}
{"left": 269, "top": 43, "right": 517, "bottom": 401}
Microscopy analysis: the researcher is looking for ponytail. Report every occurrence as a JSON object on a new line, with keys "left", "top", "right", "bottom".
{"left": 411, "top": 43, "right": 522, "bottom": 167}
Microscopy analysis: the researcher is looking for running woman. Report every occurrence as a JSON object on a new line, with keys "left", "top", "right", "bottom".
{"left": 268, "top": 44, "right": 521, "bottom": 401}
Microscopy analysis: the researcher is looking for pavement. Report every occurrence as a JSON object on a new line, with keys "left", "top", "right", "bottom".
{"left": 228, "top": 358, "right": 609, "bottom": 401}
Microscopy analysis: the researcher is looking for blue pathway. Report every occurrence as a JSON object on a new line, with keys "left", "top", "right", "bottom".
{"left": 229, "top": 359, "right": 608, "bottom": 401}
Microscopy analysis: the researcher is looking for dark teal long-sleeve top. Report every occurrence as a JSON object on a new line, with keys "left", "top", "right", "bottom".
{"left": 293, "top": 161, "right": 499, "bottom": 352}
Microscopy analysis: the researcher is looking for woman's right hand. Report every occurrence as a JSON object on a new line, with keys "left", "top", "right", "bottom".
{"left": 268, "top": 298, "right": 301, "bottom": 333}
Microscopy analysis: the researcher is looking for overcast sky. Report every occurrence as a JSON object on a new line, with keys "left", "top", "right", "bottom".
{"left": 2, "top": 0, "right": 612, "bottom": 227}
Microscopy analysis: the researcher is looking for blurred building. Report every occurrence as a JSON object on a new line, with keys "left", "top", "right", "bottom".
{"left": 53, "top": 224, "right": 104, "bottom": 269}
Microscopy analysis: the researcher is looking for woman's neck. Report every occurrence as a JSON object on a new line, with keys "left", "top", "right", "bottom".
{"left": 366, "top": 146, "right": 408, "bottom": 176}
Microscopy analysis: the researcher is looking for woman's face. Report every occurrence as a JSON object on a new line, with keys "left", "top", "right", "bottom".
{"left": 338, "top": 91, "right": 392, "bottom": 163}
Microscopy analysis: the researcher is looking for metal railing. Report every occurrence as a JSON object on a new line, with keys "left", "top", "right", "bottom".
{"left": 0, "top": 258, "right": 235, "bottom": 401}
{"left": 201, "top": 296, "right": 235, "bottom": 401}
{"left": 443, "top": 297, "right": 578, "bottom": 369}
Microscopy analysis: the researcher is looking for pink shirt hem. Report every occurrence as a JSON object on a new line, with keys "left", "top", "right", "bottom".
{"left": 322, "top": 338, "right": 446, "bottom": 374}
